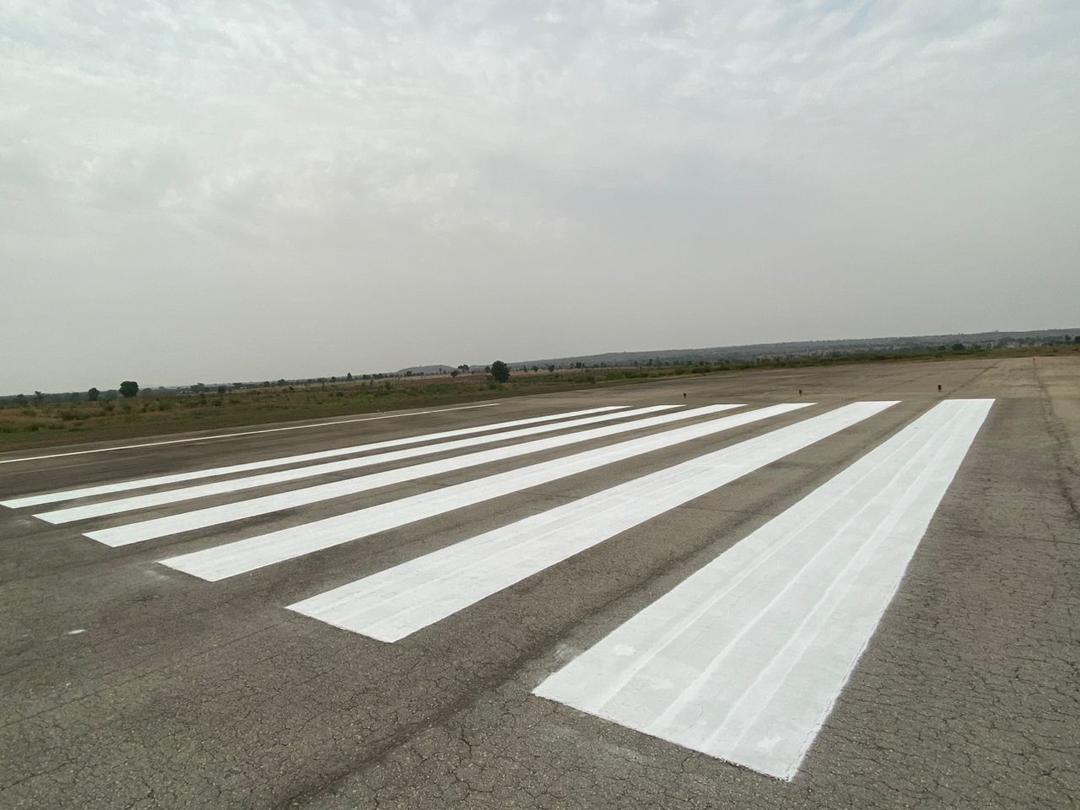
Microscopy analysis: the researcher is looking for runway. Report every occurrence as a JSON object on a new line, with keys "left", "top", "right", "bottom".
{"left": 1, "top": 357, "right": 1076, "bottom": 808}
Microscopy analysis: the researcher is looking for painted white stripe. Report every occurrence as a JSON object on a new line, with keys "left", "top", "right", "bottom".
{"left": 160, "top": 403, "right": 809, "bottom": 581}
{"left": 533, "top": 399, "right": 992, "bottom": 781}
{"left": 0, "top": 403, "right": 498, "bottom": 467}
{"left": 13, "top": 406, "right": 629, "bottom": 512}
{"left": 89, "top": 404, "right": 743, "bottom": 547}
{"left": 288, "top": 401, "right": 897, "bottom": 641}
{"left": 41, "top": 406, "right": 672, "bottom": 525}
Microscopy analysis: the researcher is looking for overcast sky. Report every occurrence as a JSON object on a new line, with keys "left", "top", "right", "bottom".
{"left": 2, "top": 1, "right": 1077, "bottom": 393}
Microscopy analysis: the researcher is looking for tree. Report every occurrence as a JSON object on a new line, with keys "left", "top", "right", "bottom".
{"left": 346, "top": 372, "right": 353, "bottom": 381}
{"left": 457, "top": 364, "right": 470, "bottom": 373}
{"left": 490, "top": 360, "right": 511, "bottom": 383}
{"left": 217, "top": 385, "right": 226, "bottom": 396}
{"left": 119, "top": 381, "right": 139, "bottom": 398}
{"left": 450, "top": 369, "right": 459, "bottom": 378}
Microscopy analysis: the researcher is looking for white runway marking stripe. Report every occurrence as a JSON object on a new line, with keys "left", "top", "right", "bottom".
{"left": 159, "top": 403, "right": 809, "bottom": 581}
{"left": 89, "top": 404, "right": 743, "bottom": 547}
{"left": 0, "top": 403, "right": 498, "bottom": 467}
{"left": 287, "top": 401, "right": 897, "bottom": 641}
{"left": 533, "top": 399, "right": 993, "bottom": 781}
{"left": 19, "top": 406, "right": 630, "bottom": 514}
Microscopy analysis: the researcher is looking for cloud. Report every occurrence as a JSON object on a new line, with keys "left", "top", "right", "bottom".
{"left": 3, "top": 1, "right": 1073, "bottom": 225}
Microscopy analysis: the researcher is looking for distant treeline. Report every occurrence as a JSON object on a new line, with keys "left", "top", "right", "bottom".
{"left": 3, "top": 328, "right": 1078, "bottom": 403}
{"left": 3, "top": 340, "right": 1078, "bottom": 450}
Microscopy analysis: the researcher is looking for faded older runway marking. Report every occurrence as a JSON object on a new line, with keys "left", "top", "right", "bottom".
{"left": 85, "top": 404, "right": 740, "bottom": 548}
{"left": 533, "top": 399, "right": 993, "bottom": 781}
{"left": 0, "top": 402, "right": 499, "bottom": 466}
{"left": 160, "top": 404, "right": 808, "bottom": 581}
{"left": 34, "top": 406, "right": 662, "bottom": 522}
{"left": 2, "top": 406, "right": 626, "bottom": 509}
{"left": 288, "top": 401, "right": 896, "bottom": 641}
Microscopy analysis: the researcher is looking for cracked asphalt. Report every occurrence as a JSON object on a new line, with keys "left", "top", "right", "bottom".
{"left": 1, "top": 356, "right": 1077, "bottom": 809}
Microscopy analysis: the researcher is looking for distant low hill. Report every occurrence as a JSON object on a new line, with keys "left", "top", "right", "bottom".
{"left": 512, "top": 328, "right": 1080, "bottom": 369}
{"left": 7, "top": 328, "right": 1077, "bottom": 401}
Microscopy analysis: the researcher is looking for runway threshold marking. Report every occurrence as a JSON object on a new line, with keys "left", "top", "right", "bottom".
{"left": 159, "top": 404, "right": 808, "bottom": 581}
{"left": 2, "top": 406, "right": 627, "bottom": 509}
{"left": 34, "top": 406, "right": 665, "bottom": 523}
{"left": 0, "top": 403, "right": 499, "bottom": 466}
{"left": 287, "top": 401, "right": 896, "bottom": 641}
{"left": 533, "top": 399, "right": 993, "bottom": 781}
{"left": 86, "top": 404, "right": 743, "bottom": 547}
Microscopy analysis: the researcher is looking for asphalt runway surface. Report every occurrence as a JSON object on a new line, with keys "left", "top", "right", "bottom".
{"left": 2, "top": 357, "right": 1077, "bottom": 809}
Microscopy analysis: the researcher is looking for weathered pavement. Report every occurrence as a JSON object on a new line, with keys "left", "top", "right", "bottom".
{"left": 1, "top": 356, "right": 1077, "bottom": 808}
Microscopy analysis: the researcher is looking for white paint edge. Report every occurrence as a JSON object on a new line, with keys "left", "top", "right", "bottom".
{"left": 88, "top": 404, "right": 745, "bottom": 547}
{"left": 287, "top": 401, "right": 897, "bottom": 642}
{"left": 0, "top": 403, "right": 500, "bottom": 467}
{"left": 45, "top": 406, "right": 677, "bottom": 525}
{"left": 533, "top": 399, "right": 993, "bottom": 781}
{"left": 3, "top": 406, "right": 626, "bottom": 509}
{"left": 158, "top": 403, "right": 808, "bottom": 580}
